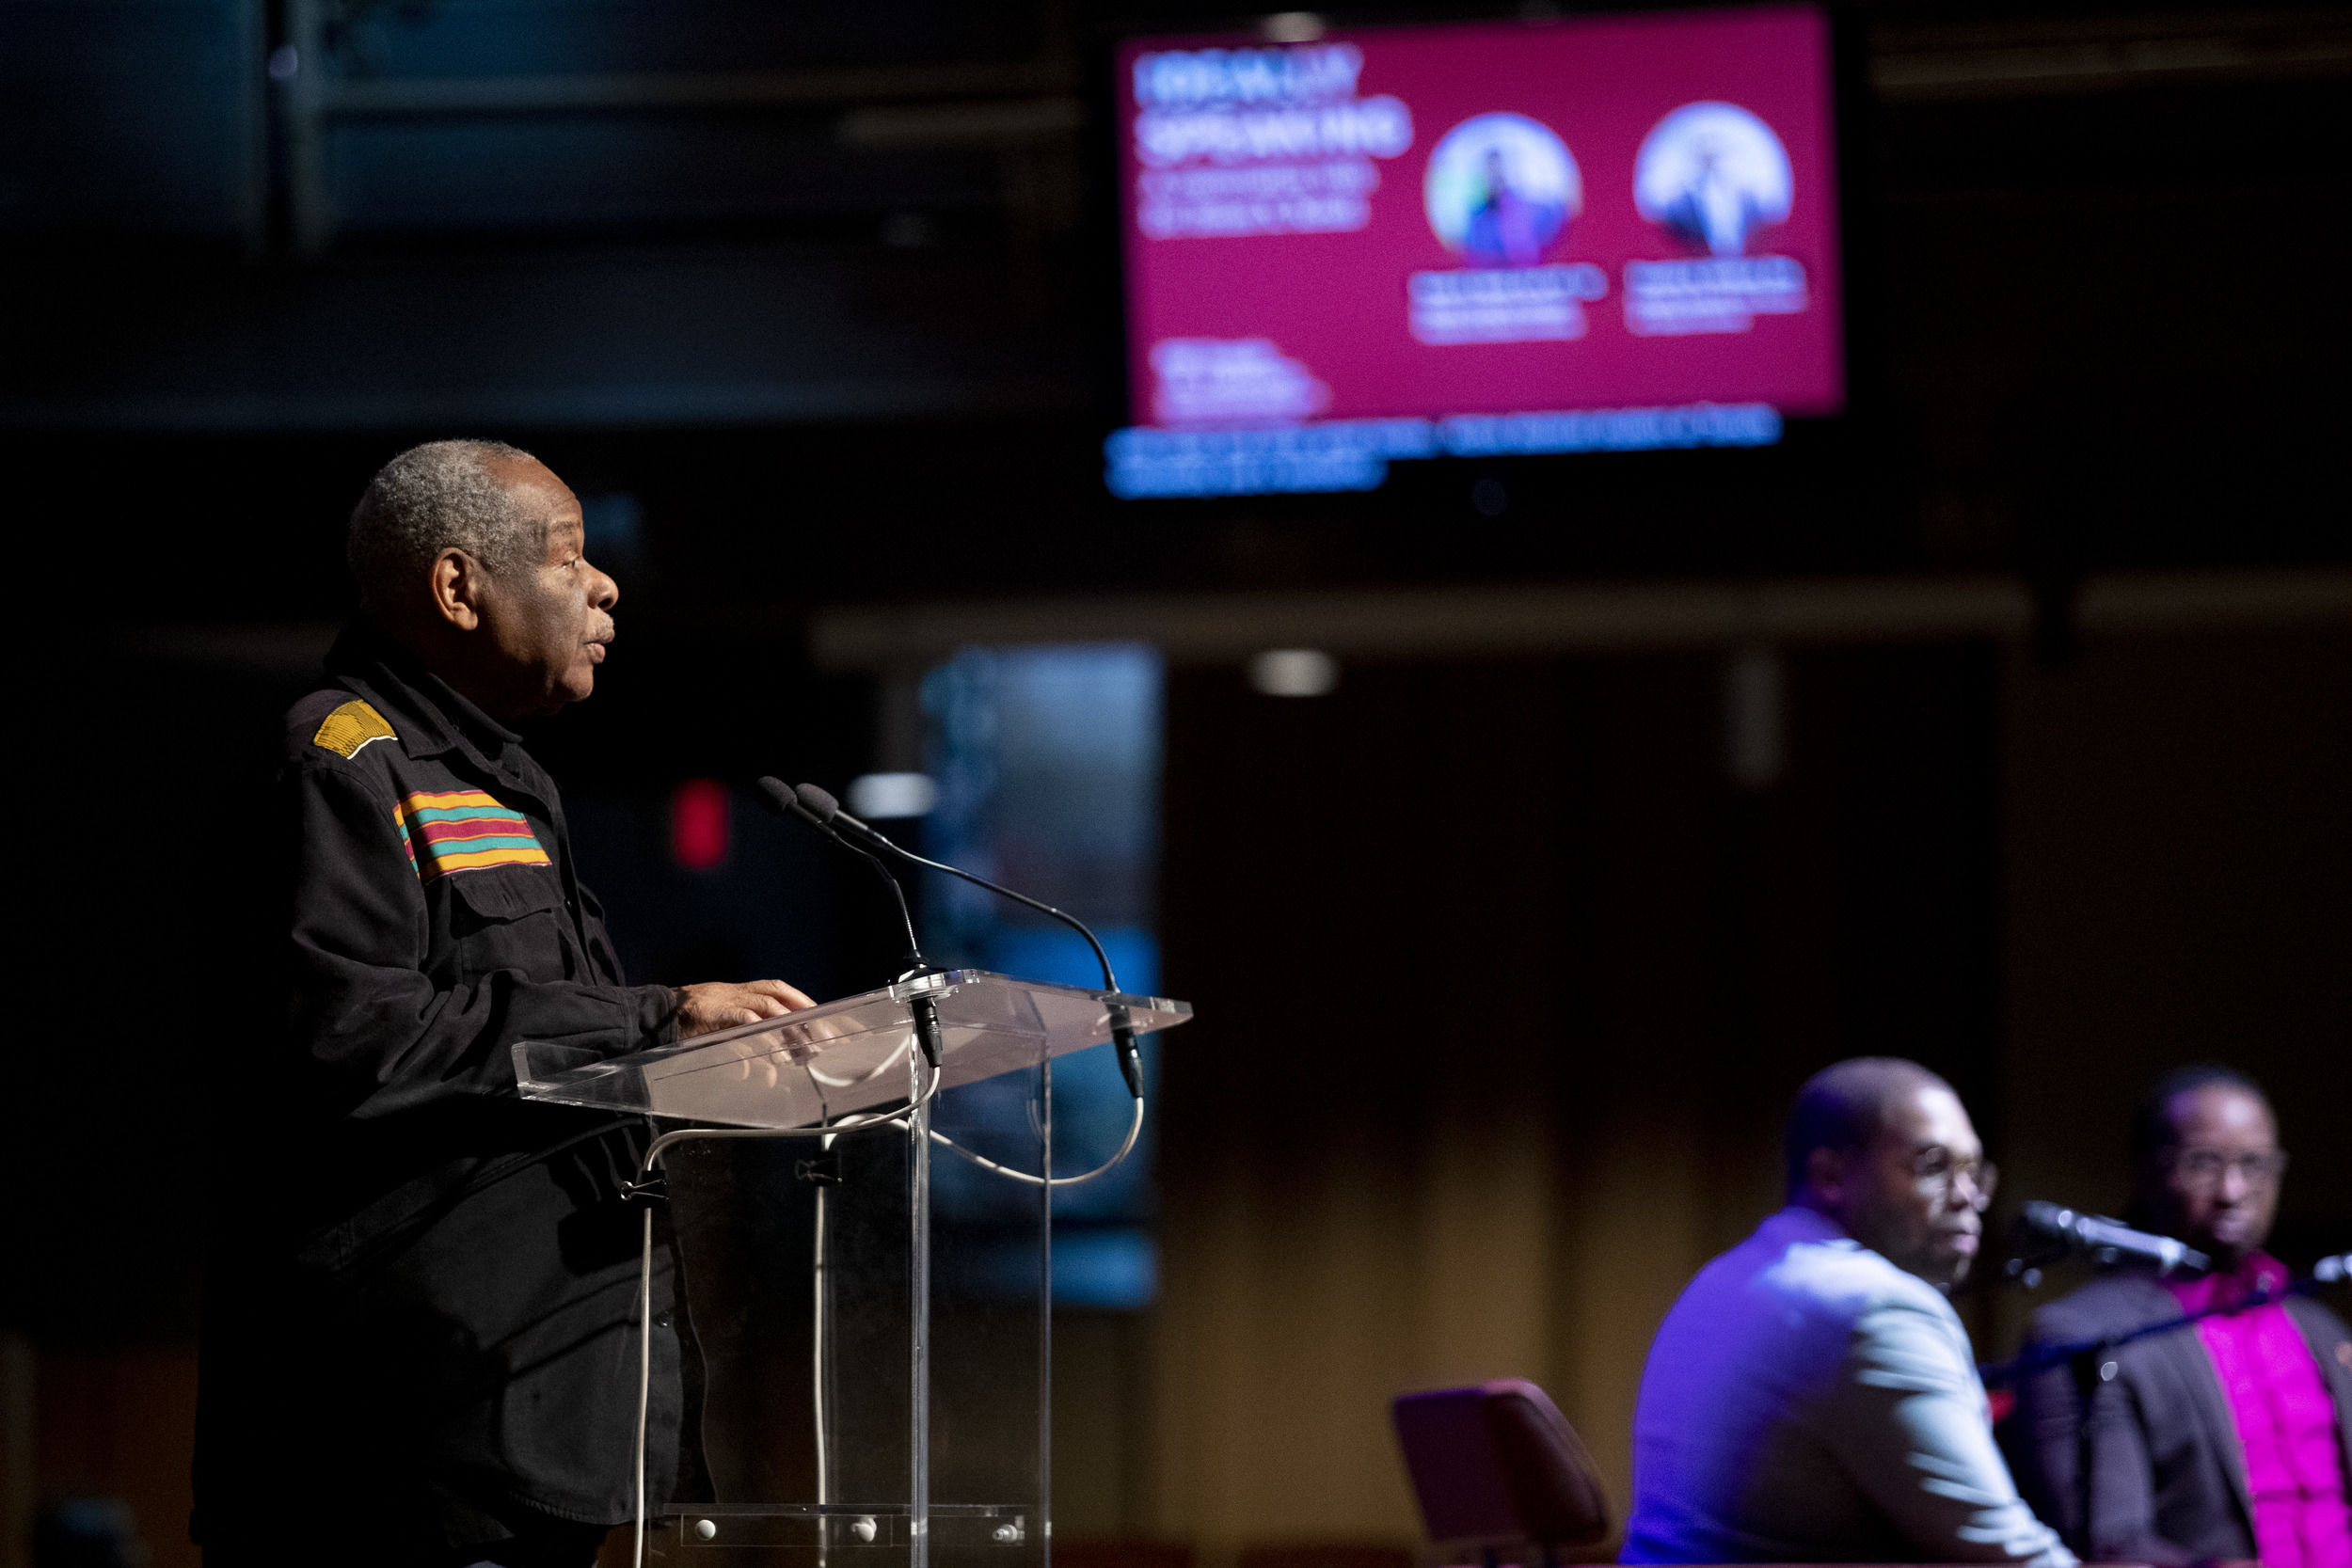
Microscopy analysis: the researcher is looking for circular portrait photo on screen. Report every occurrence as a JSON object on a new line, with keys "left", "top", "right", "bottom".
{"left": 1424, "top": 113, "right": 1581, "bottom": 268}
{"left": 1634, "top": 102, "right": 1792, "bottom": 258}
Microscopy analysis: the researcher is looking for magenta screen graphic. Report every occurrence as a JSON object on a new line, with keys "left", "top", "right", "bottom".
{"left": 1111, "top": 7, "right": 1843, "bottom": 496}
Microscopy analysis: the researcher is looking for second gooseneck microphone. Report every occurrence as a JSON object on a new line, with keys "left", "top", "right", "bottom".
{"left": 754, "top": 777, "right": 941, "bottom": 1071}
{"left": 790, "top": 781, "right": 1146, "bottom": 1101}
{"left": 2018, "top": 1202, "right": 2212, "bottom": 1275}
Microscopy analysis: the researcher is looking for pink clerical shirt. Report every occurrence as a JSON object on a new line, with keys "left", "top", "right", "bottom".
{"left": 2169, "top": 1254, "right": 2352, "bottom": 1568}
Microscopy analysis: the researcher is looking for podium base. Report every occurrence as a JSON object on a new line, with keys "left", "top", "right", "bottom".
{"left": 644, "top": 1502, "right": 1034, "bottom": 1564}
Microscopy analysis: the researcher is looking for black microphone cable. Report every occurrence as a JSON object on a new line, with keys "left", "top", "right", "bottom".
{"left": 754, "top": 777, "right": 942, "bottom": 1071}
{"left": 628, "top": 789, "right": 950, "bottom": 1568}
{"left": 771, "top": 777, "right": 1149, "bottom": 1188}
{"left": 792, "top": 781, "right": 1147, "bottom": 1102}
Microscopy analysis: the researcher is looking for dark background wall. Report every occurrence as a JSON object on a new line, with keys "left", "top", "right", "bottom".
{"left": 1145, "top": 627, "right": 2348, "bottom": 1550}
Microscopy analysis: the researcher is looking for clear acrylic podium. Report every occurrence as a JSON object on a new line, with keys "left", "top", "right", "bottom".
{"left": 514, "top": 970, "right": 1192, "bottom": 1566}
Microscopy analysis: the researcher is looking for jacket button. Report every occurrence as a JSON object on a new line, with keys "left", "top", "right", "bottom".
{"left": 653, "top": 1310, "right": 674, "bottom": 1329}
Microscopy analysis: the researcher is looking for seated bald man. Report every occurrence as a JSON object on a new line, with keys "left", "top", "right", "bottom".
{"left": 1624, "top": 1058, "right": 2073, "bottom": 1567}
{"left": 196, "top": 440, "right": 817, "bottom": 1568}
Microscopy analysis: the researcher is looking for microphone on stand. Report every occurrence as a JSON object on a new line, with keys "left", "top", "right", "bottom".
{"left": 791, "top": 782, "right": 1146, "bottom": 1101}
{"left": 755, "top": 778, "right": 941, "bottom": 1071}
{"left": 2018, "top": 1201, "right": 2211, "bottom": 1275}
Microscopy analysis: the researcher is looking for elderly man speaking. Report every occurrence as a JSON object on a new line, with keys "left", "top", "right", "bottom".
{"left": 196, "top": 441, "right": 816, "bottom": 1568}
{"left": 1623, "top": 1058, "right": 2073, "bottom": 1567}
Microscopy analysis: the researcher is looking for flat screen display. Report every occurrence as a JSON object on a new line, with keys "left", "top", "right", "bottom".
{"left": 1109, "top": 6, "right": 1843, "bottom": 498}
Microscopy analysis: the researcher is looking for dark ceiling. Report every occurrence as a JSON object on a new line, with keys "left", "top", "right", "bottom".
{"left": 4, "top": 0, "right": 2346, "bottom": 613}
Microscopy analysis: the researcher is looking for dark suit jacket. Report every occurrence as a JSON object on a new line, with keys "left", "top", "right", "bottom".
{"left": 197, "top": 626, "right": 684, "bottom": 1563}
{"left": 2010, "top": 1271, "right": 2352, "bottom": 1564}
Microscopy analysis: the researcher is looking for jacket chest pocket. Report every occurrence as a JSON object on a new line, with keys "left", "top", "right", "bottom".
{"left": 440, "top": 870, "right": 579, "bottom": 982}
{"left": 574, "top": 881, "right": 626, "bottom": 985}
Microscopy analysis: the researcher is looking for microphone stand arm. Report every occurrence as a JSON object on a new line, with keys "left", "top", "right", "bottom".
{"left": 1979, "top": 1272, "right": 2334, "bottom": 1557}
{"left": 868, "top": 835, "right": 1144, "bottom": 1098}
{"left": 758, "top": 779, "right": 1151, "bottom": 1189}
{"left": 803, "top": 787, "right": 1146, "bottom": 1101}
{"left": 755, "top": 779, "right": 944, "bottom": 1069}
{"left": 1983, "top": 1269, "right": 2334, "bottom": 1388}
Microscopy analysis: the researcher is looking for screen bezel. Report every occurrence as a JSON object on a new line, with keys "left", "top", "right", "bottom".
{"left": 1080, "top": 2, "right": 1882, "bottom": 541}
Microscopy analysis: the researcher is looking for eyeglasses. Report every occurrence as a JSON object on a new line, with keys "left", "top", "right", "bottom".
{"left": 2167, "top": 1148, "right": 2289, "bottom": 1190}
{"left": 1912, "top": 1147, "right": 1998, "bottom": 1211}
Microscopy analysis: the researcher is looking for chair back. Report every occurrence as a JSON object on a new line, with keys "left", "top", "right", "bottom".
{"left": 1391, "top": 1379, "right": 1611, "bottom": 1560}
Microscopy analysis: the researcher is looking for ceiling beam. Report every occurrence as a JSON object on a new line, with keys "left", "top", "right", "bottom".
{"left": 807, "top": 568, "right": 2352, "bottom": 670}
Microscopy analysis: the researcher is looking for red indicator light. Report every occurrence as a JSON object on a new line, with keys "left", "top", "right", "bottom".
{"left": 671, "top": 779, "right": 731, "bottom": 870}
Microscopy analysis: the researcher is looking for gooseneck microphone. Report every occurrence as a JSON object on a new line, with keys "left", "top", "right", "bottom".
{"left": 2019, "top": 1201, "right": 2212, "bottom": 1275}
{"left": 754, "top": 777, "right": 941, "bottom": 1070}
{"left": 791, "top": 782, "right": 1147, "bottom": 1101}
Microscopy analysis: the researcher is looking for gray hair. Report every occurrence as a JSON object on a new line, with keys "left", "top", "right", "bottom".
{"left": 347, "top": 438, "right": 543, "bottom": 609}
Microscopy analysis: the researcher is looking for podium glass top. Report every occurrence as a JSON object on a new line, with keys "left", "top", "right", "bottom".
{"left": 514, "top": 969, "right": 1191, "bottom": 1130}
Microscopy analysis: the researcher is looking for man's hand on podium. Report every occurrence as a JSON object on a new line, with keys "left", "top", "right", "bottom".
{"left": 674, "top": 979, "right": 818, "bottom": 1038}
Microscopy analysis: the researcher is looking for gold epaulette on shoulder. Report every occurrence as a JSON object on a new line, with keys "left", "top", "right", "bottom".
{"left": 313, "top": 699, "right": 396, "bottom": 759}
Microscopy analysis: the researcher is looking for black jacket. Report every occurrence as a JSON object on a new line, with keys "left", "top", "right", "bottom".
{"left": 2010, "top": 1270, "right": 2352, "bottom": 1563}
{"left": 197, "top": 624, "right": 684, "bottom": 1560}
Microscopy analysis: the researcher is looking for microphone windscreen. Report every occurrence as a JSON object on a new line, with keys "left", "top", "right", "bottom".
{"left": 2018, "top": 1202, "right": 2074, "bottom": 1236}
{"left": 794, "top": 783, "right": 841, "bottom": 822}
{"left": 755, "top": 777, "right": 800, "bottom": 817}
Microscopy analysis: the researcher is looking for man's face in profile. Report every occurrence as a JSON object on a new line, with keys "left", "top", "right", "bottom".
{"left": 1841, "top": 1085, "right": 1990, "bottom": 1290}
{"left": 469, "top": 455, "right": 619, "bottom": 718}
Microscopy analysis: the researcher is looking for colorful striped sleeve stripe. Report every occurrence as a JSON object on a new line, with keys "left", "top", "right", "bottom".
{"left": 394, "top": 789, "right": 551, "bottom": 880}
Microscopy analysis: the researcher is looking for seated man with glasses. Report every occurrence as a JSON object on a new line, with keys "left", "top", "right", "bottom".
{"left": 2011, "top": 1066, "right": 2352, "bottom": 1567}
{"left": 1625, "top": 1057, "right": 2072, "bottom": 1566}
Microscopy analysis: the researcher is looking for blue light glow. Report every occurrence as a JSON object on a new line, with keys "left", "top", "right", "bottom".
{"left": 919, "top": 646, "right": 1167, "bottom": 1303}
{"left": 1105, "top": 401, "right": 1782, "bottom": 498}
{"left": 951, "top": 1228, "right": 1159, "bottom": 1309}
{"left": 1052, "top": 1228, "right": 1160, "bottom": 1309}
{"left": 986, "top": 926, "right": 1160, "bottom": 998}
